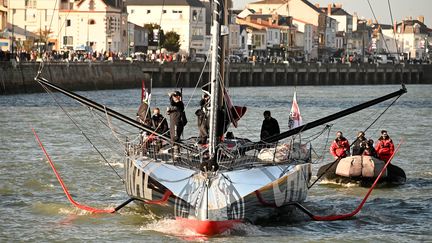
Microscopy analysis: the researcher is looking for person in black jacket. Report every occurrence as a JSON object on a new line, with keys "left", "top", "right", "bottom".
{"left": 151, "top": 107, "right": 169, "bottom": 135}
{"left": 151, "top": 107, "right": 169, "bottom": 152}
{"left": 195, "top": 93, "right": 210, "bottom": 144}
{"left": 260, "top": 110, "right": 280, "bottom": 142}
{"left": 352, "top": 131, "right": 367, "bottom": 156}
{"left": 167, "top": 91, "right": 187, "bottom": 157}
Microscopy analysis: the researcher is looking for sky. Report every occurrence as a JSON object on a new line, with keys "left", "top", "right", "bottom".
{"left": 233, "top": 0, "right": 432, "bottom": 28}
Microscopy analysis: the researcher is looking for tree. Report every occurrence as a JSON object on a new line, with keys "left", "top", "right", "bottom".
{"left": 162, "top": 31, "right": 180, "bottom": 53}
{"left": 36, "top": 28, "right": 53, "bottom": 52}
{"left": 143, "top": 23, "right": 165, "bottom": 47}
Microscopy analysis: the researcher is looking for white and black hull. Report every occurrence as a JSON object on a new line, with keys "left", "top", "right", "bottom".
{"left": 124, "top": 155, "right": 311, "bottom": 235}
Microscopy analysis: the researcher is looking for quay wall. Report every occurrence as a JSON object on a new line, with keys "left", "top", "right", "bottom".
{"left": 0, "top": 62, "right": 430, "bottom": 94}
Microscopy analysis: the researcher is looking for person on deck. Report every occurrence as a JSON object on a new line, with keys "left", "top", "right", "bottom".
{"left": 136, "top": 98, "right": 152, "bottom": 151}
{"left": 195, "top": 93, "right": 210, "bottom": 144}
{"left": 352, "top": 131, "right": 367, "bottom": 156}
{"left": 330, "top": 131, "right": 350, "bottom": 159}
{"left": 363, "top": 139, "right": 378, "bottom": 158}
{"left": 151, "top": 107, "right": 169, "bottom": 152}
{"left": 260, "top": 110, "right": 280, "bottom": 142}
{"left": 151, "top": 107, "right": 169, "bottom": 135}
{"left": 167, "top": 91, "right": 187, "bottom": 157}
{"left": 375, "top": 130, "right": 395, "bottom": 162}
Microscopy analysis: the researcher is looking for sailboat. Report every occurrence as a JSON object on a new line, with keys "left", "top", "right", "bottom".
{"left": 33, "top": 0, "right": 408, "bottom": 237}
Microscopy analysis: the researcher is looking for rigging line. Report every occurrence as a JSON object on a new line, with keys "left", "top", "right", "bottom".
{"left": 309, "top": 95, "right": 402, "bottom": 188}
{"left": 366, "top": 0, "right": 392, "bottom": 54}
{"left": 349, "top": 94, "right": 402, "bottom": 148}
{"left": 387, "top": 0, "right": 400, "bottom": 62}
{"left": 40, "top": 84, "right": 125, "bottom": 183}
{"left": 184, "top": 54, "right": 211, "bottom": 109}
{"left": 88, "top": 108, "right": 136, "bottom": 154}
{"left": 90, "top": 109, "right": 138, "bottom": 137}
{"left": 175, "top": 6, "right": 206, "bottom": 89}
{"left": 46, "top": 0, "right": 58, "bottom": 45}
{"left": 56, "top": 3, "right": 73, "bottom": 43}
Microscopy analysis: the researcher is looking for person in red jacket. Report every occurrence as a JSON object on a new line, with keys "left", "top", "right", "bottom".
{"left": 330, "top": 131, "right": 350, "bottom": 159}
{"left": 375, "top": 130, "right": 395, "bottom": 162}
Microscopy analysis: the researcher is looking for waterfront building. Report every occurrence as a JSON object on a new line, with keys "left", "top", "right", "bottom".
{"left": 6, "top": 0, "right": 127, "bottom": 53}
{"left": 236, "top": 12, "right": 299, "bottom": 59}
{"left": 247, "top": 0, "right": 327, "bottom": 59}
{"left": 127, "top": 22, "right": 148, "bottom": 55}
{"left": 7, "top": 0, "right": 62, "bottom": 51}
{"left": 126, "top": 0, "right": 206, "bottom": 56}
{"left": 319, "top": 3, "right": 352, "bottom": 54}
{"left": 0, "top": 0, "right": 8, "bottom": 51}
{"left": 59, "top": 0, "right": 127, "bottom": 53}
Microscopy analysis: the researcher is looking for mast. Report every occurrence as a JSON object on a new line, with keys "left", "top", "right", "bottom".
{"left": 208, "top": 0, "right": 224, "bottom": 157}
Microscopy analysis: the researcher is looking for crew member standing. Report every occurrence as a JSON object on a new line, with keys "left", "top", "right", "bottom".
{"left": 330, "top": 131, "right": 350, "bottom": 159}
{"left": 260, "top": 110, "right": 280, "bottom": 142}
{"left": 375, "top": 130, "right": 395, "bottom": 162}
{"left": 195, "top": 93, "right": 210, "bottom": 144}
{"left": 167, "top": 91, "right": 187, "bottom": 157}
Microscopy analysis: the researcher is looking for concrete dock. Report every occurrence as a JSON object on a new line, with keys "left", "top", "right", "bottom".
{"left": 0, "top": 61, "right": 430, "bottom": 94}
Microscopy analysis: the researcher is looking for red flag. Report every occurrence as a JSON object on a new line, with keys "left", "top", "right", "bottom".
{"left": 224, "top": 89, "right": 247, "bottom": 128}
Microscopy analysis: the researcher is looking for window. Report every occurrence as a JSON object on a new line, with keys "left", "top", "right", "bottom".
{"left": 163, "top": 10, "right": 167, "bottom": 14}
{"left": 66, "top": 19, "right": 71, "bottom": 27}
{"left": 192, "top": 10, "right": 198, "bottom": 21}
{"left": 63, "top": 36, "right": 73, "bottom": 45}
{"left": 88, "top": 19, "right": 96, "bottom": 25}
{"left": 147, "top": 10, "right": 151, "bottom": 14}
{"left": 89, "top": 0, "right": 95, "bottom": 10}
{"left": 130, "top": 9, "right": 134, "bottom": 14}
{"left": 173, "top": 10, "right": 182, "bottom": 13}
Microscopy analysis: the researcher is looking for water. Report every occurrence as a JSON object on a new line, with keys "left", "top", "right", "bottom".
{"left": 1, "top": 85, "right": 431, "bottom": 242}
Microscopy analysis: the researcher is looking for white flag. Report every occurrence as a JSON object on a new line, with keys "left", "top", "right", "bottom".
{"left": 288, "top": 91, "right": 302, "bottom": 129}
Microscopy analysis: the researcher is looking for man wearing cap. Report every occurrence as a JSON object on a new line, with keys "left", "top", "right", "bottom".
{"left": 375, "top": 130, "right": 395, "bottom": 162}
{"left": 167, "top": 91, "right": 187, "bottom": 157}
{"left": 352, "top": 131, "right": 368, "bottom": 156}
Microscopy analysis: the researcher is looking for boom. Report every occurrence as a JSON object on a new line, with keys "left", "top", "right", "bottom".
{"left": 261, "top": 85, "right": 407, "bottom": 144}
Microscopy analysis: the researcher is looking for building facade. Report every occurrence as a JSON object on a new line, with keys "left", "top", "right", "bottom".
{"left": 126, "top": 0, "right": 206, "bottom": 55}
{"left": 59, "top": 0, "right": 127, "bottom": 53}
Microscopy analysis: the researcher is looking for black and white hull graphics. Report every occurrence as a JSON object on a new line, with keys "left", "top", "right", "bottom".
{"left": 125, "top": 157, "right": 311, "bottom": 222}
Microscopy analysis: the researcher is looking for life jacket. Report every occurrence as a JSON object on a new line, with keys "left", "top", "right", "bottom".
{"left": 330, "top": 137, "right": 350, "bottom": 158}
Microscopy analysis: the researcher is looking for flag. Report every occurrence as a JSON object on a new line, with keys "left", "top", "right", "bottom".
{"left": 141, "top": 79, "right": 151, "bottom": 103}
{"left": 224, "top": 89, "right": 247, "bottom": 128}
{"left": 288, "top": 91, "right": 302, "bottom": 129}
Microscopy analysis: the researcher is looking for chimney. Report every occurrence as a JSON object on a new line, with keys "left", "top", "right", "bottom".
{"left": 367, "top": 19, "right": 372, "bottom": 26}
{"left": 327, "top": 4, "right": 332, "bottom": 15}
{"left": 335, "top": 3, "right": 342, "bottom": 8}
{"left": 418, "top": 15, "right": 424, "bottom": 23}
{"left": 315, "top": 3, "right": 320, "bottom": 8}
{"left": 393, "top": 20, "right": 397, "bottom": 33}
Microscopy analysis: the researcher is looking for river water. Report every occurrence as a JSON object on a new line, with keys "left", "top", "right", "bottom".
{"left": 1, "top": 84, "right": 431, "bottom": 242}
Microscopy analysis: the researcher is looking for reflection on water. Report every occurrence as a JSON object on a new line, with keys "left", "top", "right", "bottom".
{"left": 0, "top": 85, "right": 431, "bottom": 241}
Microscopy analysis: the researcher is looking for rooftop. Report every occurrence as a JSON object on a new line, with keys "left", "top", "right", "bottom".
{"left": 126, "top": 0, "right": 204, "bottom": 7}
